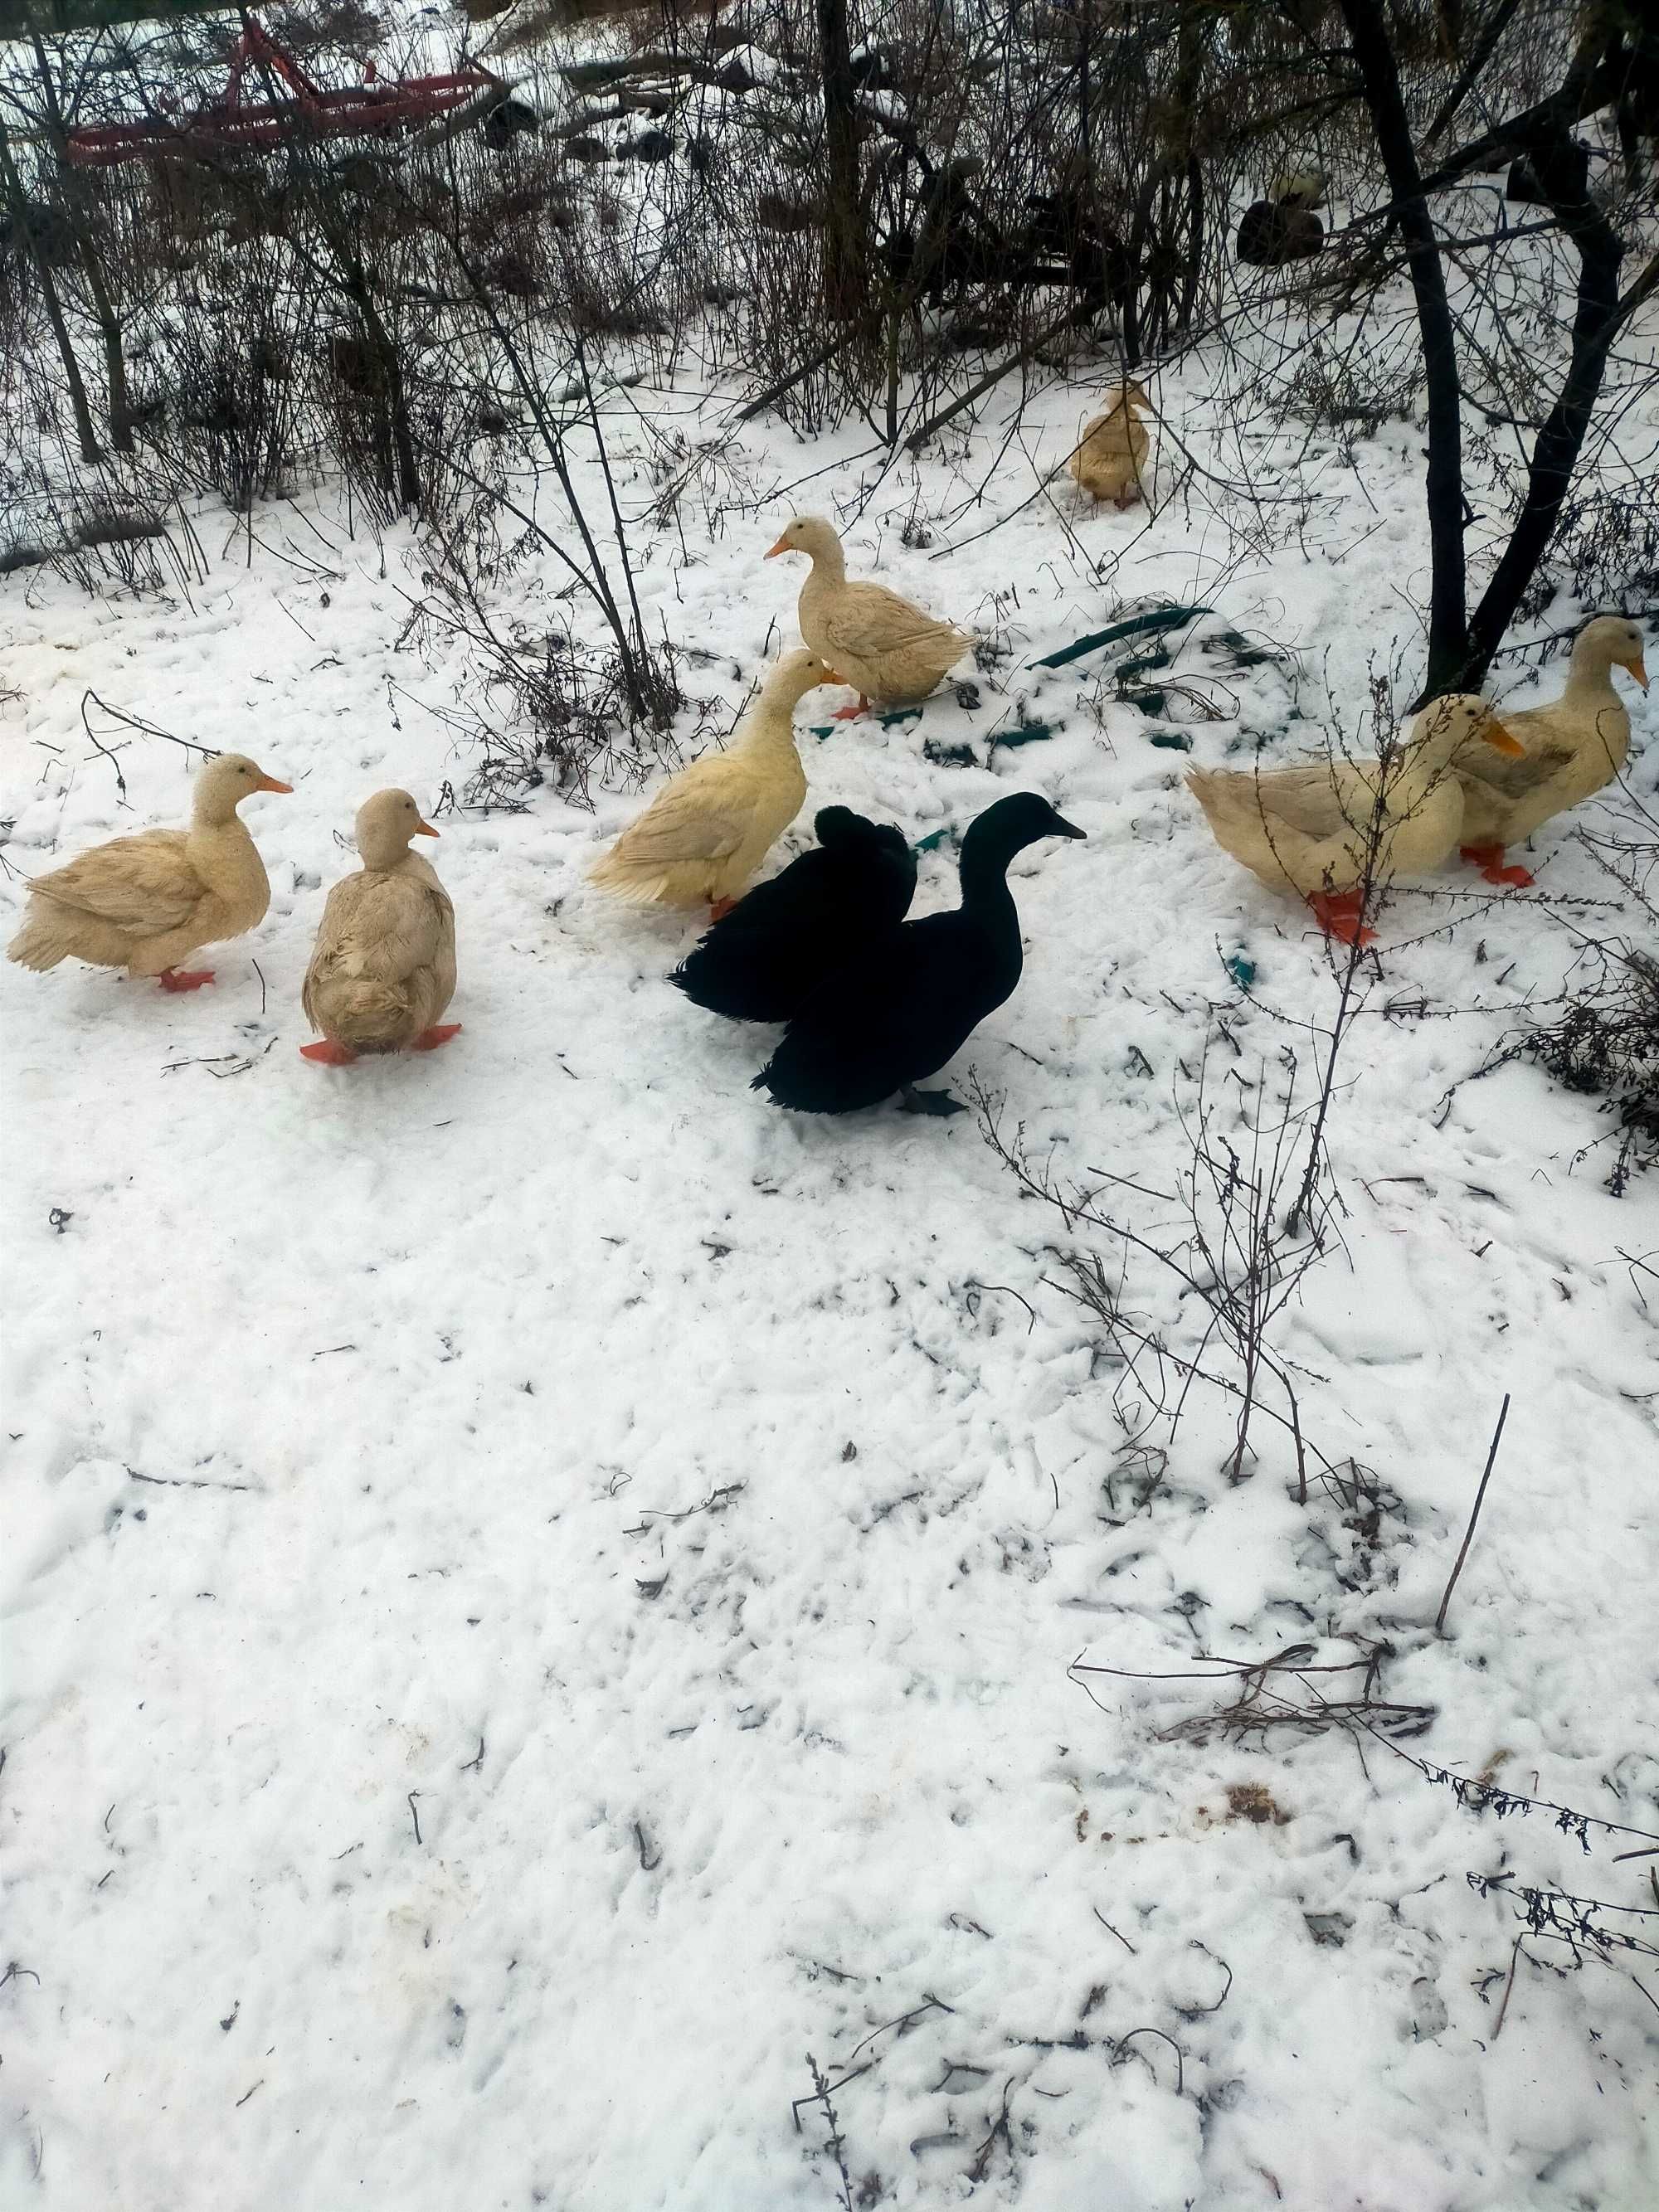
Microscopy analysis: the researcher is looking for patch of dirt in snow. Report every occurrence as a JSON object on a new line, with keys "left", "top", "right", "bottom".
{"left": 2, "top": 389, "right": 1657, "bottom": 2212}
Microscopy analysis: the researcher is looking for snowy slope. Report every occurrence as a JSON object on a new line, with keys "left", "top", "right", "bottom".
{"left": 3, "top": 361, "right": 1658, "bottom": 2212}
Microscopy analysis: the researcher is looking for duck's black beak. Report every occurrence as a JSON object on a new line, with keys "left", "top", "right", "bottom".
{"left": 1052, "top": 813, "right": 1086, "bottom": 839}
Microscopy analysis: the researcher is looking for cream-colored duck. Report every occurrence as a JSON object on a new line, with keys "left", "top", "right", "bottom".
{"left": 299, "top": 790, "right": 458, "bottom": 1065}
{"left": 587, "top": 647, "right": 835, "bottom": 918}
{"left": 1070, "top": 381, "right": 1151, "bottom": 508}
{"left": 1188, "top": 694, "right": 1524, "bottom": 945}
{"left": 765, "top": 514, "right": 974, "bottom": 720}
{"left": 6, "top": 751, "right": 291, "bottom": 989}
{"left": 1455, "top": 614, "right": 1648, "bottom": 885}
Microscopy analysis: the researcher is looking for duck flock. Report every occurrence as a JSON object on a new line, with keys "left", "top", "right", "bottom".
{"left": 5, "top": 485, "right": 1649, "bottom": 1118}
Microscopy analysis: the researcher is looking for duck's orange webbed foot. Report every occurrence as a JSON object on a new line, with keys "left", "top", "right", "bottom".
{"left": 1307, "top": 890, "right": 1377, "bottom": 948}
{"left": 829, "top": 695, "right": 873, "bottom": 722}
{"left": 409, "top": 1024, "right": 462, "bottom": 1052}
{"left": 1461, "top": 843, "right": 1534, "bottom": 888}
{"left": 158, "top": 967, "right": 215, "bottom": 992}
{"left": 300, "top": 1038, "right": 358, "bottom": 1065}
{"left": 708, "top": 897, "right": 739, "bottom": 924}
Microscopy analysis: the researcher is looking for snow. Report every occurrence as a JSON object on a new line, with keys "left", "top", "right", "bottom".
{"left": 3, "top": 346, "right": 1658, "bottom": 2211}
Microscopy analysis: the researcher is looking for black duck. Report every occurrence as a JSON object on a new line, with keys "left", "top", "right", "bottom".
{"left": 752, "top": 792, "right": 1083, "bottom": 1116}
{"left": 672, "top": 805, "right": 916, "bottom": 1023}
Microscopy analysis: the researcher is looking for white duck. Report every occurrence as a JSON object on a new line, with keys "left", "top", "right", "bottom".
{"left": 300, "top": 790, "right": 458, "bottom": 1064}
{"left": 1070, "top": 382, "right": 1151, "bottom": 508}
{"left": 1188, "top": 693, "right": 1523, "bottom": 944}
{"left": 1456, "top": 615, "right": 1647, "bottom": 884}
{"left": 765, "top": 514, "right": 974, "bottom": 720}
{"left": 7, "top": 751, "right": 290, "bottom": 989}
{"left": 586, "top": 648, "right": 836, "bottom": 919}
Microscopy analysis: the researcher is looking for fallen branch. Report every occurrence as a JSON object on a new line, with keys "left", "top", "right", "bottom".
{"left": 906, "top": 306, "right": 1083, "bottom": 453}
{"left": 1068, "top": 1643, "right": 1435, "bottom": 1747}
{"left": 800, "top": 2055, "right": 854, "bottom": 2212}
{"left": 1113, "top": 2025, "right": 1185, "bottom": 2096}
{"left": 1435, "top": 1393, "right": 1511, "bottom": 1635}
{"left": 125, "top": 1466, "right": 252, "bottom": 1493}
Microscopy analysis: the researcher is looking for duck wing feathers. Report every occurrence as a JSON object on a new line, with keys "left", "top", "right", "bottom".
{"left": 304, "top": 871, "right": 450, "bottom": 992}
{"left": 819, "top": 581, "right": 970, "bottom": 664}
{"left": 754, "top": 912, "right": 1003, "bottom": 1111}
{"left": 30, "top": 828, "right": 202, "bottom": 931}
{"left": 303, "top": 868, "right": 455, "bottom": 1046}
{"left": 1456, "top": 738, "right": 1578, "bottom": 803}
{"left": 605, "top": 766, "right": 761, "bottom": 867}
{"left": 674, "top": 820, "right": 917, "bottom": 1022}
{"left": 1188, "top": 763, "right": 1362, "bottom": 842}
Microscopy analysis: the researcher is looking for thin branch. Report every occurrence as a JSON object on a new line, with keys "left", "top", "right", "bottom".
{"left": 1435, "top": 1394, "right": 1511, "bottom": 1636}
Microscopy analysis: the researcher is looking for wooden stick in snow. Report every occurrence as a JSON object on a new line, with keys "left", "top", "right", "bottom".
{"left": 1435, "top": 1393, "right": 1511, "bottom": 1636}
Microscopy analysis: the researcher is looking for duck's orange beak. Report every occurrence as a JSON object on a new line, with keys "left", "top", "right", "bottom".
{"left": 1623, "top": 652, "right": 1649, "bottom": 689}
{"left": 764, "top": 536, "right": 789, "bottom": 558}
{"left": 1482, "top": 717, "right": 1526, "bottom": 759}
{"left": 416, "top": 819, "right": 440, "bottom": 838}
{"left": 255, "top": 775, "right": 294, "bottom": 793}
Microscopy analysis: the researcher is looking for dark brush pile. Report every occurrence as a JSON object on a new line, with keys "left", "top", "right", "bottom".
{"left": 1517, "top": 946, "right": 1659, "bottom": 1194}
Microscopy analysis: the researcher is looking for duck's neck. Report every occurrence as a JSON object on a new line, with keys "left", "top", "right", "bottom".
{"left": 1393, "top": 726, "right": 1465, "bottom": 809}
{"left": 186, "top": 804, "right": 265, "bottom": 902}
{"left": 739, "top": 685, "right": 807, "bottom": 759}
{"left": 1564, "top": 640, "right": 1622, "bottom": 697}
{"left": 189, "top": 801, "right": 254, "bottom": 842}
{"left": 958, "top": 836, "right": 1021, "bottom": 931}
{"left": 361, "top": 842, "right": 416, "bottom": 873}
{"left": 806, "top": 537, "right": 846, "bottom": 586}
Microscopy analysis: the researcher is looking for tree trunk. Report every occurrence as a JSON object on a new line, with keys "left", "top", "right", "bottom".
{"left": 321, "top": 216, "right": 422, "bottom": 515}
{"left": 816, "top": 0, "right": 865, "bottom": 319}
{"left": 1461, "top": 129, "right": 1628, "bottom": 687}
{"left": 1338, "top": 0, "right": 1468, "bottom": 699}
{"left": 1175, "top": 156, "right": 1204, "bottom": 340}
{"left": 0, "top": 116, "right": 101, "bottom": 462}
{"left": 80, "top": 226, "right": 134, "bottom": 453}
{"left": 30, "top": 31, "right": 133, "bottom": 452}
{"left": 1122, "top": 168, "right": 1155, "bottom": 367}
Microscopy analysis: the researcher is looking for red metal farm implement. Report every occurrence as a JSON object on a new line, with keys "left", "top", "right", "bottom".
{"left": 64, "top": 19, "right": 502, "bottom": 168}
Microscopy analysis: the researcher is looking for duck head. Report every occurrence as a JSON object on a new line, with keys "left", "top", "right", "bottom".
{"left": 357, "top": 788, "right": 440, "bottom": 868}
{"left": 755, "top": 646, "right": 839, "bottom": 714}
{"left": 195, "top": 752, "right": 293, "bottom": 823}
{"left": 1574, "top": 614, "right": 1648, "bottom": 688}
{"left": 765, "top": 514, "right": 844, "bottom": 571}
{"left": 1412, "top": 693, "right": 1525, "bottom": 760}
{"left": 963, "top": 792, "right": 1087, "bottom": 867}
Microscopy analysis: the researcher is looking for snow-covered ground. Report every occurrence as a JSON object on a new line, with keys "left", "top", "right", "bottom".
{"left": 3, "top": 355, "right": 1658, "bottom": 2211}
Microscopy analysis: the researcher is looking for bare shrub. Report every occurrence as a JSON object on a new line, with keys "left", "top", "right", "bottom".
{"left": 158, "top": 244, "right": 319, "bottom": 509}
{"left": 1458, "top": 782, "right": 1659, "bottom": 1195}
{"left": 975, "top": 1046, "right": 1338, "bottom": 1498}
{"left": 1284, "top": 328, "right": 1423, "bottom": 443}
{"left": 404, "top": 543, "right": 701, "bottom": 812}
{"left": 1530, "top": 479, "right": 1659, "bottom": 613}
{"left": 1505, "top": 939, "right": 1659, "bottom": 1194}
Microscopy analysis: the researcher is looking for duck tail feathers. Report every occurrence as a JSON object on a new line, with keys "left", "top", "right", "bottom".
{"left": 7, "top": 911, "right": 70, "bottom": 970}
